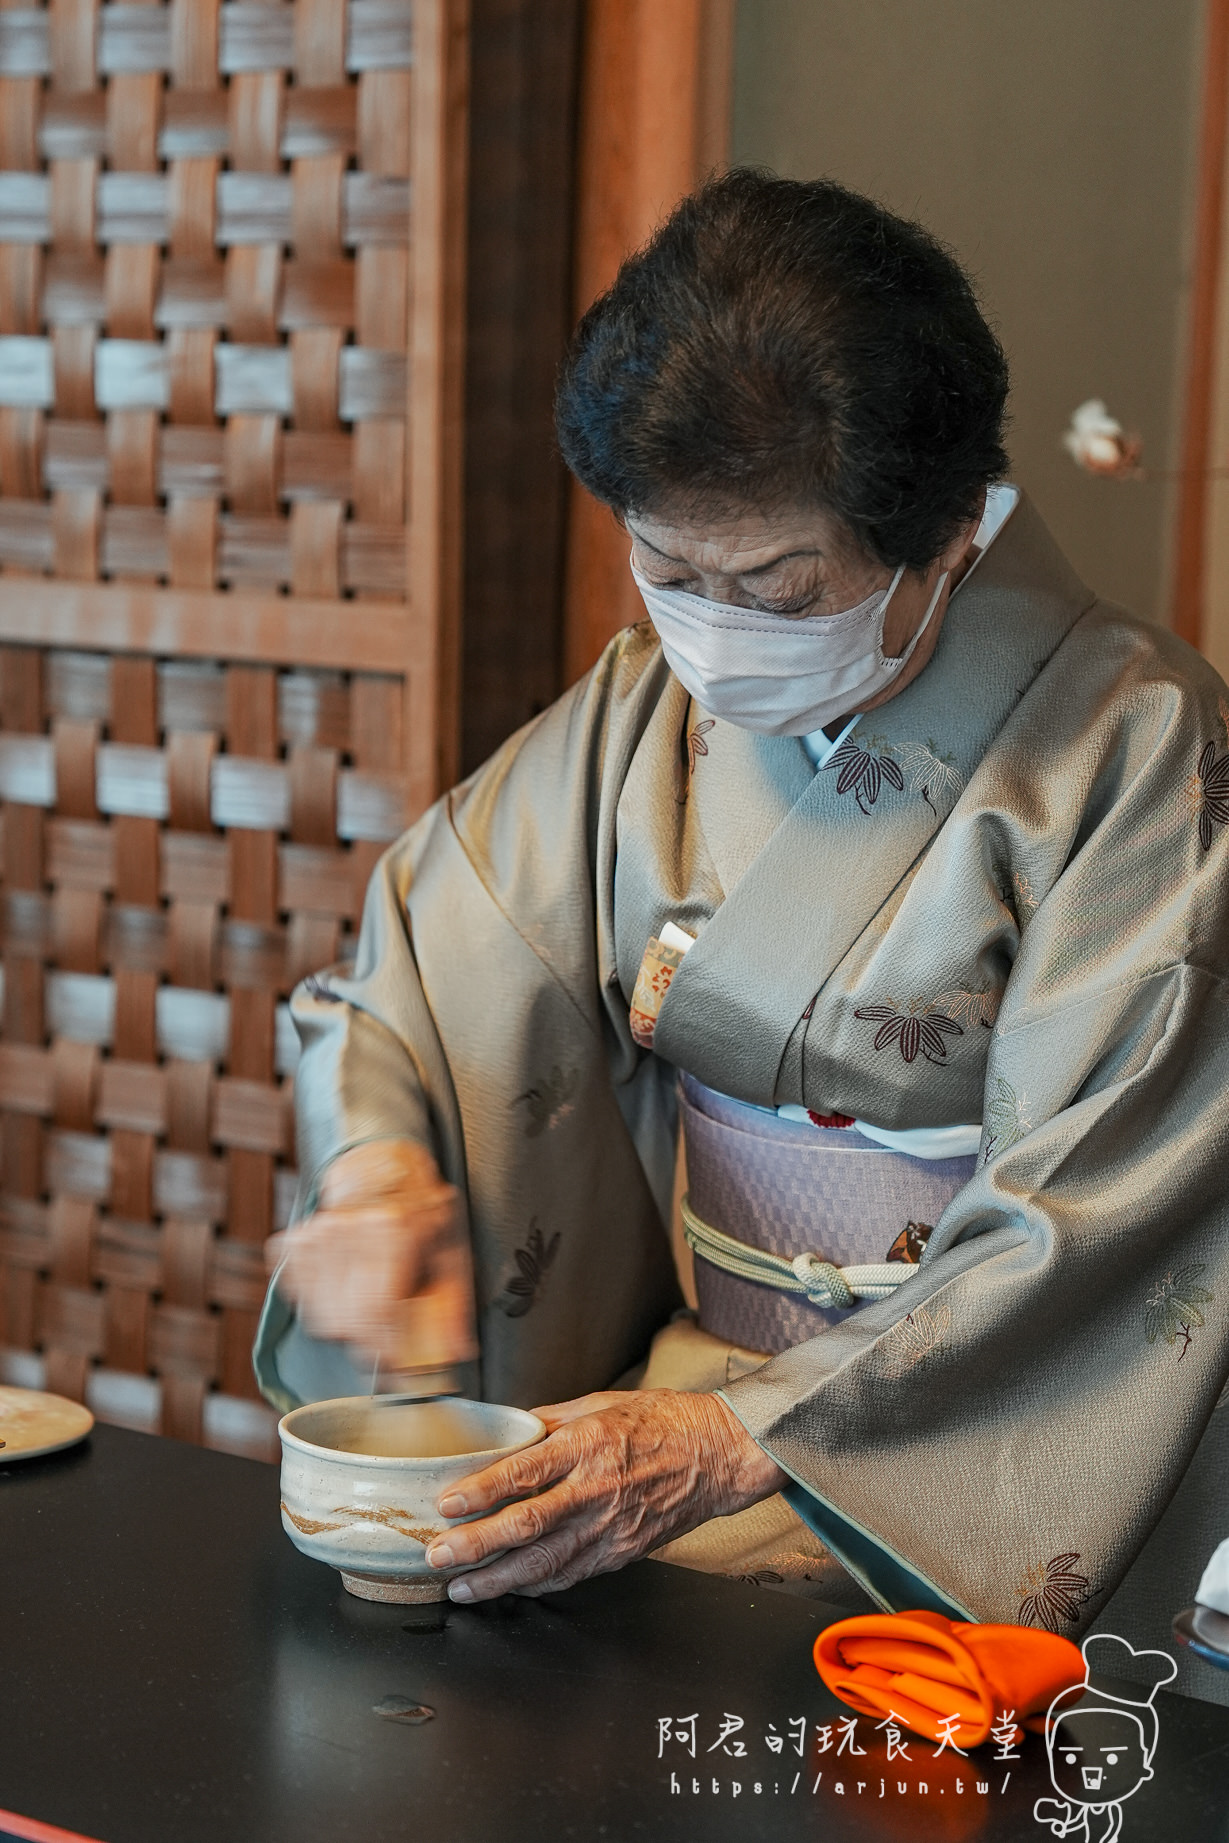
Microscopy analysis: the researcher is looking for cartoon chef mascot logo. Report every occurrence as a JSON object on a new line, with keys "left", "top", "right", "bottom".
{"left": 1033, "top": 1634, "right": 1176, "bottom": 1842}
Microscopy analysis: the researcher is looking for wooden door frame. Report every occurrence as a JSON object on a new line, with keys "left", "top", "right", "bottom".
{"left": 1173, "top": 0, "right": 1229, "bottom": 652}
{"left": 409, "top": 0, "right": 472, "bottom": 808}
{"left": 460, "top": 0, "right": 584, "bottom": 775}
{"left": 562, "top": 0, "right": 735, "bottom": 683}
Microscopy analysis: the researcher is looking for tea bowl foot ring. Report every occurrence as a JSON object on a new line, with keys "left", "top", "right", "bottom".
{"left": 341, "top": 1570, "right": 449, "bottom": 1605}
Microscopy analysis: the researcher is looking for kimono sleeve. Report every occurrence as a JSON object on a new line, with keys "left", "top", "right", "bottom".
{"left": 252, "top": 826, "right": 485, "bottom": 1411}
{"left": 719, "top": 668, "right": 1229, "bottom": 1638}
{"left": 282, "top": 615, "right": 671, "bottom": 1206}
{"left": 285, "top": 834, "right": 461, "bottom": 1210}
{"left": 254, "top": 622, "right": 678, "bottom": 1412}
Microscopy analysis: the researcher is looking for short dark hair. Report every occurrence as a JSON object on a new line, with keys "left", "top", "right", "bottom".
{"left": 555, "top": 170, "right": 1009, "bottom": 569}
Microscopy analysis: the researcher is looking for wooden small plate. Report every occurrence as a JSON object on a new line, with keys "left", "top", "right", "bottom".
{"left": 0, "top": 1385, "right": 94, "bottom": 1462}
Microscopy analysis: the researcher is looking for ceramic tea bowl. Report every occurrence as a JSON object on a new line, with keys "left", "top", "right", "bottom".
{"left": 278, "top": 1395, "right": 546, "bottom": 1603}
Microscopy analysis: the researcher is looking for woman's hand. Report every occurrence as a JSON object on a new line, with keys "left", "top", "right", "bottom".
{"left": 265, "top": 1140, "right": 478, "bottom": 1371}
{"left": 424, "top": 1389, "right": 786, "bottom": 1600}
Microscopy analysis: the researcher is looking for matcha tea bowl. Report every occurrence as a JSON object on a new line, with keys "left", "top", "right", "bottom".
{"left": 278, "top": 1395, "right": 546, "bottom": 1603}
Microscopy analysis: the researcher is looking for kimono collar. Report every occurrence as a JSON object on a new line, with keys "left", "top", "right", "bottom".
{"left": 797, "top": 482, "right": 1021, "bottom": 771}
{"left": 651, "top": 493, "right": 1097, "bottom": 1104}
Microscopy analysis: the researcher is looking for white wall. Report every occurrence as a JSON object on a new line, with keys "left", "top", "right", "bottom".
{"left": 733, "top": 0, "right": 1205, "bottom": 623}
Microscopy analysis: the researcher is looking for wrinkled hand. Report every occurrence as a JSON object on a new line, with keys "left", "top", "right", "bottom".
{"left": 265, "top": 1140, "right": 477, "bottom": 1371}
{"left": 424, "top": 1389, "right": 786, "bottom": 1601}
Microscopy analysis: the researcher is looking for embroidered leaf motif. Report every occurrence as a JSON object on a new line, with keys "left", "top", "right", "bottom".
{"left": 983, "top": 1075, "right": 1029, "bottom": 1159}
{"left": 1145, "top": 1264, "right": 1214, "bottom": 1346}
{"left": 900, "top": 740, "right": 964, "bottom": 814}
{"left": 734, "top": 1568, "right": 784, "bottom": 1585}
{"left": 1016, "top": 1553, "right": 1091, "bottom": 1632}
{"left": 854, "top": 1003, "right": 964, "bottom": 1065}
{"left": 933, "top": 987, "right": 1001, "bottom": 1029}
{"left": 499, "top": 1221, "right": 561, "bottom": 1318}
{"left": 1188, "top": 741, "right": 1229, "bottom": 850}
{"left": 879, "top": 1300, "right": 951, "bottom": 1376}
{"left": 514, "top": 1066, "right": 579, "bottom": 1138}
{"left": 686, "top": 719, "right": 714, "bottom": 775}
{"left": 822, "top": 737, "right": 904, "bottom": 816}
{"left": 676, "top": 709, "right": 715, "bottom": 802}
{"left": 1013, "top": 870, "right": 1038, "bottom": 915}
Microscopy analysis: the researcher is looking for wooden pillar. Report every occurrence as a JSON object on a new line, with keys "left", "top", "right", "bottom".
{"left": 1175, "top": 0, "right": 1229, "bottom": 658}
{"left": 408, "top": 0, "right": 472, "bottom": 807}
{"left": 562, "top": 0, "right": 735, "bottom": 682}
{"left": 461, "top": 0, "right": 584, "bottom": 773}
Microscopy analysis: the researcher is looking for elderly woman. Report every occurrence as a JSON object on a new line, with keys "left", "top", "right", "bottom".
{"left": 257, "top": 173, "right": 1229, "bottom": 1698}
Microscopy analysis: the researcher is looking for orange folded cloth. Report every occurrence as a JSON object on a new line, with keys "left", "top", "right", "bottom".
{"left": 814, "top": 1610, "right": 1085, "bottom": 1748}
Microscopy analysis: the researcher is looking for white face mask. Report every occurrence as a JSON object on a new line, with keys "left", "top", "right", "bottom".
{"left": 631, "top": 560, "right": 947, "bottom": 735}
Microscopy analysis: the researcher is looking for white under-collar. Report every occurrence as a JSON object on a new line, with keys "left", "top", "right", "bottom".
{"left": 802, "top": 482, "right": 1019, "bottom": 768}
{"left": 957, "top": 480, "right": 1019, "bottom": 584}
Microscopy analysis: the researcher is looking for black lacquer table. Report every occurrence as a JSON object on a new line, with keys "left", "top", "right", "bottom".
{"left": 1, "top": 1424, "right": 1226, "bottom": 1842}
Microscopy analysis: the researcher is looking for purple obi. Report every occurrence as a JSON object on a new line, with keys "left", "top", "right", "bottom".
{"left": 679, "top": 1071, "right": 978, "bottom": 1354}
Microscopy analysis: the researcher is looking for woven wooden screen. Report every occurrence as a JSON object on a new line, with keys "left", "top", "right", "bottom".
{"left": 0, "top": 0, "right": 469, "bottom": 1459}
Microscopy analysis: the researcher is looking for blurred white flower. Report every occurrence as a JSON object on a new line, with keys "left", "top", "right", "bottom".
{"left": 1063, "top": 399, "right": 1142, "bottom": 477}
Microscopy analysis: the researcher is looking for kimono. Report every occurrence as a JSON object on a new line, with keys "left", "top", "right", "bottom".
{"left": 256, "top": 495, "right": 1229, "bottom": 1702}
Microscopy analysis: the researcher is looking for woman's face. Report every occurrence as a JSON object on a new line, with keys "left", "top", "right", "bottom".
{"left": 625, "top": 498, "right": 984, "bottom": 715}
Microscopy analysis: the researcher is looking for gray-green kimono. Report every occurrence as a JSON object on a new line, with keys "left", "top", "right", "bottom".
{"left": 257, "top": 497, "right": 1229, "bottom": 1702}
